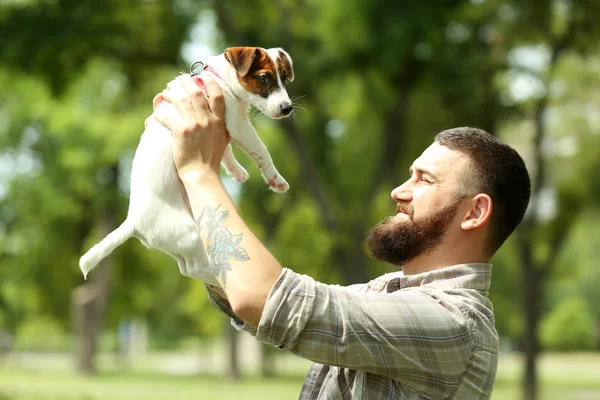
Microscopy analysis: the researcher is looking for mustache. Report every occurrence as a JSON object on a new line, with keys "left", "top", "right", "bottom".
{"left": 396, "top": 203, "right": 414, "bottom": 217}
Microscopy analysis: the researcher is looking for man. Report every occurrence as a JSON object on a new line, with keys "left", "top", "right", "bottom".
{"left": 152, "top": 74, "right": 531, "bottom": 399}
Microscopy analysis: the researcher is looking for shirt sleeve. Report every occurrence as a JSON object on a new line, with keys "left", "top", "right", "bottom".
{"left": 253, "top": 268, "right": 475, "bottom": 386}
{"left": 230, "top": 269, "right": 367, "bottom": 334}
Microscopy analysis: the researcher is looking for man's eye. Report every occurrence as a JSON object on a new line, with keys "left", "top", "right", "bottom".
{"left": 420, "top": 177, "right": 431, "bottom": 183}
{"left": 255, "top": 74, "right": 269, "bottom": 84}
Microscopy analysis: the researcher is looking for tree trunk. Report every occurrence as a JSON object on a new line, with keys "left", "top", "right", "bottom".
{"left": 515, "top": 20, "right": 575, "bottom": 398}
{"left": 260, "top": 344, "right": 274, "bottom": 378}
{"left": 333, "top": 221, "right": 371, "bottom": 284}
{"left": 72, "top": 165, "right": 118, "bottom": 375}
{"left": 520, "top": 255, "right": 541, "bottom": 400}
{"left": 228, "top": 321, "right": 240, "bottom": 380}
{"left": 71, "top": 211, "right": 114, "bottom": 375}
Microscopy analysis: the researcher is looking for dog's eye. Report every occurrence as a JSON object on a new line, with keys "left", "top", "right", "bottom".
{"left": 255, "top": 74, "right": 270, "bottom": 85}
{"left": 281, "top": 73, "right": 289, "bottom": 84}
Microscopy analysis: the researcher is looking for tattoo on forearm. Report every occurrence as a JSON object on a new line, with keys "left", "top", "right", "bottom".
{"left": 205, "top": 284, "right": 244, "bottom": 325}
{"left": 197, "top": 204, "right": 250, "bottom": 287}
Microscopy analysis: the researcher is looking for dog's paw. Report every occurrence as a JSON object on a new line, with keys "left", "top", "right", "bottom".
{"left": 267, "top": 174, "right": 289, "bottom": 193}
{"left": 226, "top": 166, "right": 250, "bottom": 183}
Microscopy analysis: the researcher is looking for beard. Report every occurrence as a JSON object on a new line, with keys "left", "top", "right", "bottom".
{"left": 367, "top": 200, "right": 462, "bottom": 267}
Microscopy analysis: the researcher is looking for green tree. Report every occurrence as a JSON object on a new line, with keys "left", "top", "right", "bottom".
{"left": 0, "top": 0, "right": 215, "bottom": 374}
{"left": 540, "top": 297, "right": 595, "bottom": 352}
{"left": 495, "top": 2, "right": 600, "bottom": 397}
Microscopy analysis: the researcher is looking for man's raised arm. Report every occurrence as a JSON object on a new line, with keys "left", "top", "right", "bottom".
{"left": 153, "top": 75, "right": 282, "bottom": 326}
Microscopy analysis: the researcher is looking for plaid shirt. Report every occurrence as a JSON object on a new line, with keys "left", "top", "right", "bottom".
{"left": 232, "top": 263, "right": 498, "bottom": 399}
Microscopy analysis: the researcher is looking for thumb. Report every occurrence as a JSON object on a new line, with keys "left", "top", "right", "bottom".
{"left": 152, "top": 93, "right": 164, "bottom": 111}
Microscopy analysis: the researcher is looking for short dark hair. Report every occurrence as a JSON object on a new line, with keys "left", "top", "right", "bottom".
{"left": 434, "top": 127, "right": 531, "bottom": 255}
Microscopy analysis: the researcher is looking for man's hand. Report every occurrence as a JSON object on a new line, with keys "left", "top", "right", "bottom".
{"left": 153, "top": 75, "right": 230, "bottom": 181}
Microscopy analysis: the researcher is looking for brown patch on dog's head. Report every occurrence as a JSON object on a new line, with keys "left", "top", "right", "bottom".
{"left": 224, "top": 46, "right": 283, "bottom": 99}
{"left": 276, "top": 50, "right": 294, "bottom": 83}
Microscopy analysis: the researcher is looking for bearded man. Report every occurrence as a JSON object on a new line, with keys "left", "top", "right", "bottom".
{"left": 152, "top": 75, "right": 531, "bottom": 400}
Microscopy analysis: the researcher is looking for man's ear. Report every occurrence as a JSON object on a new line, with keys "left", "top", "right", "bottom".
{"left": 461, "top": 194, "right": 493, "bottom": 231}
{"left": 224, "top": 47, "right": 259, "bottom": 77}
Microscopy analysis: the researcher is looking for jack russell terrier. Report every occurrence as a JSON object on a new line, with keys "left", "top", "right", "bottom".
{"left": 79, "top": 46, "right": 295, "bottom": 286}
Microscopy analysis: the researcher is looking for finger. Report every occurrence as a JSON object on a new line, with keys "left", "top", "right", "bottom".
{"left": 179, "top": 75, "right": 211, "bottom": 114}
{"left": 153, "top": 106, "right": 181, "bottom": 133}
{"left": 161, "top": 85, "right": 197, "bottom": 121}
{"left": 202, "top": 74, "right": 226, "bottom": 120}
{"left": 152, "top": 93, "right": 164, "bottom": 111}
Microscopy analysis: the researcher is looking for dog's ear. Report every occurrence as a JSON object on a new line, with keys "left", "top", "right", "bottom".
{"left": 224, "top": 47, "right": 260, "bottom": 77}
{"left": 278, "top": 49, "right": 294, "bottom": 82}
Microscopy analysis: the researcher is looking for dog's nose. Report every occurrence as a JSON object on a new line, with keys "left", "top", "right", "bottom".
{"left": 280, "top": 103, "right": 293, "bottom": 116}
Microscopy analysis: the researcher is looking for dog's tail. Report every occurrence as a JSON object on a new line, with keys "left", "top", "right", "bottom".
{"left": 79, "top": 221, "right": 135, "bottom": 279}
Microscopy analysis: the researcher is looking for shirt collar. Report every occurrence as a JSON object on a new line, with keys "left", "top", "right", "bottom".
{"left": 385, "top": 263, "right": 492, "bottom": 293}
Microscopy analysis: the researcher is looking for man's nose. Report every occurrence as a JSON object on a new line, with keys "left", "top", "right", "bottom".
{"left": 391, "top": 181, "right": 412, "bottom": 202}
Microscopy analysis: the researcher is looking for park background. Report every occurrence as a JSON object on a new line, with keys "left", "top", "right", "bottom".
{"left": 1, "top": 0, "right": 599, "bottom": 399}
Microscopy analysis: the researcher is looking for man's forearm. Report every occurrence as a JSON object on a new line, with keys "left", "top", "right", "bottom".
{"left": 204, "top": 284, "right": 246, "bottom": 325}
{"left": 182, "top": 171, "right": 283, "bottom": 326}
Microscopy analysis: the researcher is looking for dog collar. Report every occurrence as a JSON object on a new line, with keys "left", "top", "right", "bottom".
{"left": 189, "top": 60, "right": 236, "bottom": 100}
{"left": 189, "top": 61, "right": 223, "bottom": 81}
{"left": 189, "top": 60, "right": 207, "bottom": 75}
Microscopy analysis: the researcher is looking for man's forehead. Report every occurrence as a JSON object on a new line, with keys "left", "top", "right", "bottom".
{"left": 412, "top": 143, "right": 467, "bottom": 177}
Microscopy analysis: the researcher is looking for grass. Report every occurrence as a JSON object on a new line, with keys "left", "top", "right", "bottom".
{"left": 0, "top": 369, "right": 303, "bottom": 400}
{"left": 491, "top": 353, "right": 600, "bottom": 400}
{"left": 0, "top": 352, "right": 599, "bottom": 399}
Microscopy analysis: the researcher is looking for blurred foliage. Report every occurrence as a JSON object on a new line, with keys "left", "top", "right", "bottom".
{"left": 0, "top": 0, "right": 215, "bottom": 345}
{"left": 13, "top": 316, "right": 70, "bottom": 352}
{"left": 540, "top": 297, "right": 596, "bottom": 352}
{"left": 0, "top": 0, "right": 599, "bottom": 356}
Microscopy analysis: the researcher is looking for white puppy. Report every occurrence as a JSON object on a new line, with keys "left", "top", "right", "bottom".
{"left": 79, "top": 47, "right": 295, "bottom": 285}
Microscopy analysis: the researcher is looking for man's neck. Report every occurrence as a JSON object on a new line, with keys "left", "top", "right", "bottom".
{"left": 400, "top": 245, "right": 489, "bottom": 275}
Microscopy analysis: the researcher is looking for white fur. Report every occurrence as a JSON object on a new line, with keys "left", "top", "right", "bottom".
{"left": 79, "top": 48, "right": 294, "bottom": 284}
